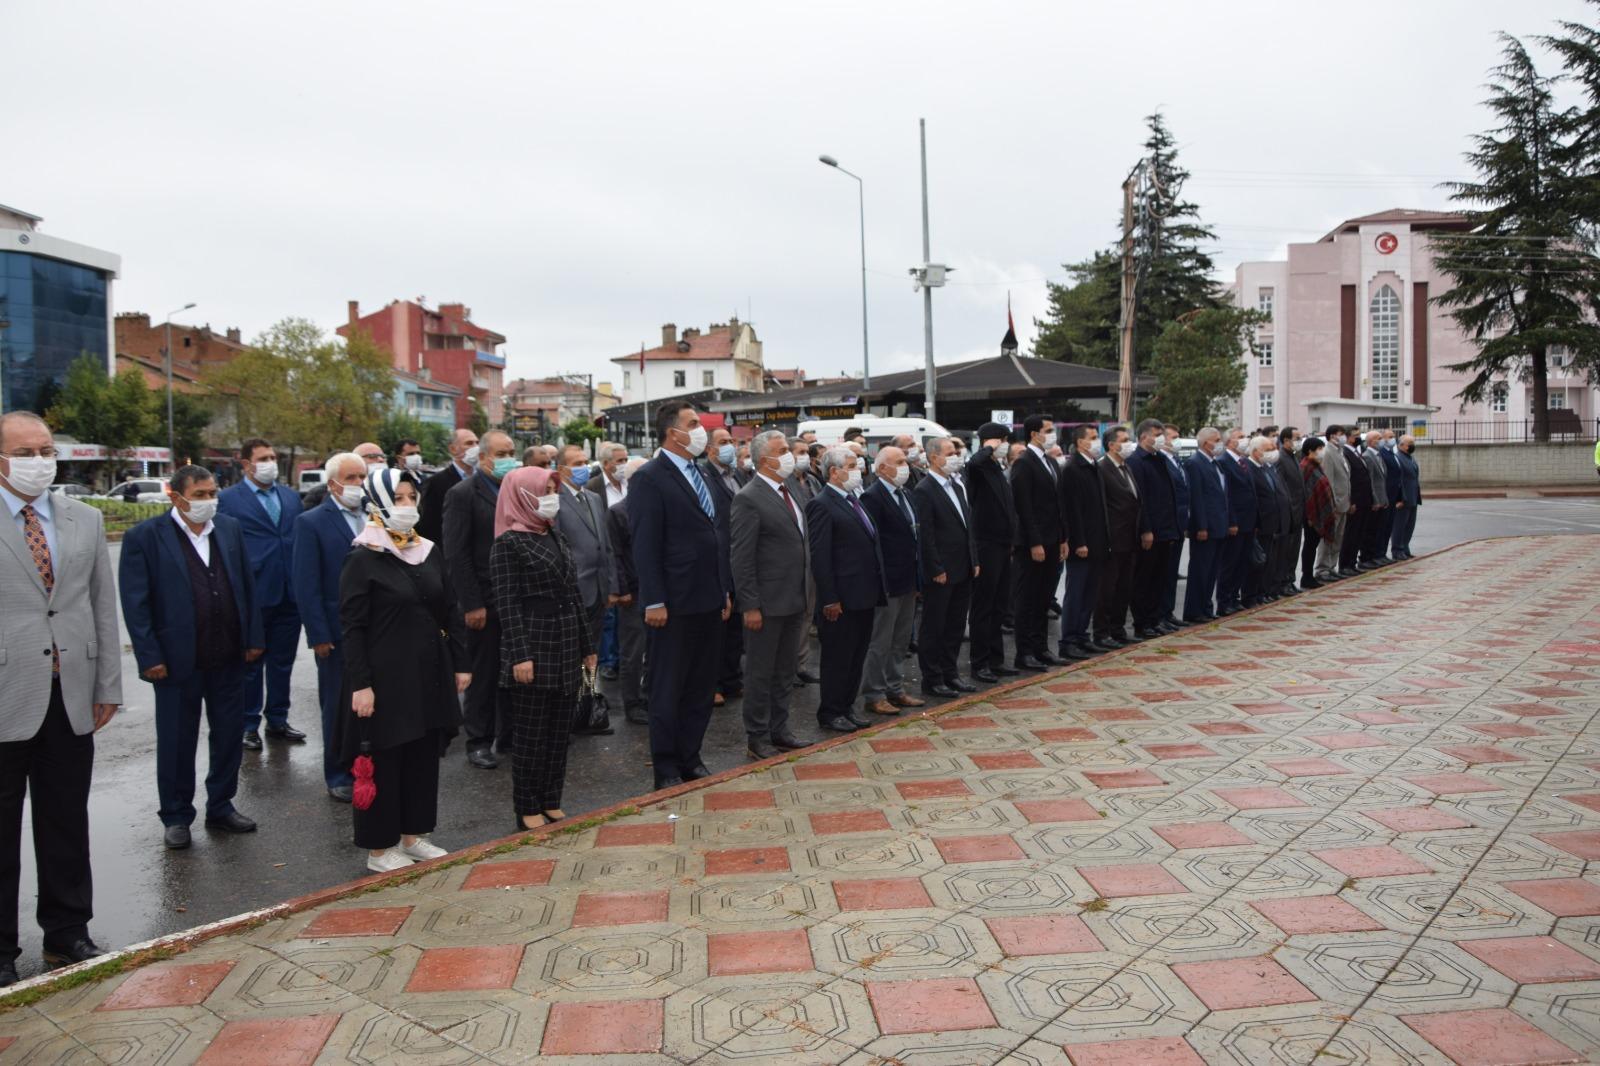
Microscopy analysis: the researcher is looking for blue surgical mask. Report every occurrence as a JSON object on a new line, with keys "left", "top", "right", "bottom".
{"left": 717, "top": 443, "right": 736, "bottom": 467}
{"left": 569, "top": 465, "right": 592, "bottom": 487}
{"left": 492, "top": 457, "right": 518, "bottom": 479}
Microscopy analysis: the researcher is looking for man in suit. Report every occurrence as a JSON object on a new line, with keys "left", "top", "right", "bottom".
{"left": 443, "top": 429, "right": 518, "bottom": 768}
{"left": 1390, "top": 435, "right": 1422, "bottom": 559}
{"left": 557, "top": 444, "right": 618, "bottom": 655}
{"left": 606, "top": 458, "right": 648, "bottom": 725}
{"left": 1182, "top": 428, "right": 1230, "bottom": 623}
{"left": 730, "top": 430, "right": 811, "bottom": 757}
{"left": 1316, "top": 425, "right": 1353, "bottom": 582}
{"left": 586, "top": 441, "right": 629, "bottom": 681}
{"left": 628, "top": 402, "right": 732, "bottom": 789}
{"left": 0, "top": 413, "right": 121, "bottom": 985}
{"left": 859, "top": 445, "right": 926, "bottom": 714}
{"left": 1128, "top": 419, "right": 1181, "bottom": 639}
{"left": 963, "top": 424, "right": 1018, "bottom": 683}
{"left": 890, "top": 434, "right": 927, "bottom": 490}
{"left": 915, "top": 437, "right": 980, "bottom": 697}
{"left": 701, "top": 428, "right": 748, "bottom": 705}
{"left": 1359, "top": 431, "right": 1391, "bottom": 568}
{"left": 418, "top": 428, "right": 478, "bottom": 545}
{"left": 785, "top": 437, "right": 821, "bottom": 686}
{"left": 1217, "top": 429, "right": 1256, "bottom": 614}
{"left": 1276, "top": 427, "right": 1306, "bottom": 595}
{"left": 1245, "top": 436, "right": 1292, "bottom": 606}
{"left": 1010, "top": 414, "right": 1065, "bottom": 670}
{"left": 1335, "top": 427, "right": 1372, "bottom": 576}
{"left": 218, "top": 438, "right": 305, "bottom": 751}
{"left": 1095, "top": 426, "right": 1151, "bottom": 645}
{"left": 1158, "top": 426, "right": 1192, "bottom": 629}
{"left": 1058, "top": 425, "right": 1109, "bottom": 661}
{"left": 292, "top": 452, "right": 367, "bottom": 802}
{"left": 121, "top": 466, "right": 265, "bottom": 850}
{"left": 1377, "top": 430, "right": 1404, "bottom": 564}
{"left": 808, "top": 447, "right": 887, "bottom": 731}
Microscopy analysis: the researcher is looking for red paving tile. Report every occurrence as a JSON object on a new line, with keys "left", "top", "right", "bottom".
{"left": 944, "top": 713, "right": 1002, "bottom": 726}
{"left": 1082, "top": 769, "right": 1164, "bottom": 789}
{"left": 542, "top": 1000, "right": 663, "bottom": 1055}
{"left": 405, "top": 944, "right": 523, "bottom": 992}
{"left": 1495, "top": 702, "right": 1567, "bottom": 717}
{"left": 895, "top": 779, "right": 973, "bottom": 800}
{"left": 1534, "top": 830, "right": 1600, "bottom": 859}
{"left": 1459, "top": 935, "right": 1600, "bottom": 984}
{"left": 594, "top": 822, "right": 675, "bottom": 847}
{"left": 98, "top": 961, "right": 234, "bottom": 1010}
{"left": 1034, "top": 727, "right": 1100, "bottom": 743}
{"left": 1044, "top": 680, "right": 1101, "bottom": 693}
{"left": 1153, "top": 821, "right": 1254, "bottom": 850}
{"left": 1435, "top": 744, "right": 1523, "bottom": 765}
{"left": 1310, "top": 732, "right": 1388, "bottom": 750}
{"left": 1558, "top": 793, "right": 1600, "bottom": 813}
{"left": 1014, "top": 798, "right": 1101, "bottom": 823}
{"left": 1233, "top": 702, "right": 1304, "bottom": 716}
{"left": 1087, "top": 707, "right": 1150, "bottom": 722}
{"left": 1503, "top": 877, "right": 1600, "bottom": 917}
{"left": 793, "top": 761, "right": 863, "bottom": 780}
{"left": 1170, "top": 955, "right": 1318, "bottom": 1011}
{"left": 1267, "top": 757, "right": 1349, "bottom": 777}
{"left": 1251, "top": 895, "right": 1384, "bottom": 935}
{"left": 1133, "top": 690, "right": 1189, "bottom": 703}
{"left": 703, "top": 789, "right": 776, "bottom": 811}
{"left": 1401, "top": 1007, "right": 1580, "bottom": 1066}
{"left": 1143, "top": 743, "right": 1216, "bottom": 760}
{"left": 867, "top": 976, "right": 998, "bottom": 1034}
{"left": 969, "top": 751, "right": 1044, "bottom": 770}
{"left": 1079, "top": 863, "right": 1187, "bottom": 898}
{"left": 1212, "top": 786, "right": 1306, "bottom": 810}
{"left": 872, "top": 737, "right": 935, "bottom": 753}
{"left": 460, "top": 859, "right": 555, "bottom": 890}
{"left": 571, "top": 889, "right": 670, "bottom": 927}
{"left": 706, "top": 928, "right": 814, "bottom": 975}
{"left": 934, "top": 834, "right": 1027, "bottom": 863}
{"left": 1406, "top": 773, "right": 1502, "bottom": 795}
{"left": 196, "top": 1015, "right": 339, "bottom": 1066}
{"left": 1064, "top": 1036, "right": 1206, "bottom": 1066}
{"left": 1191, "top": 721, "right": 1261, "bottom": 736}
{"left": 1469, "top": 721, "right": 1540, "bottom": 738}
{"left": 1363, "top": 807, "right": 1472, "bottom": 833}
{"left": 704, "top": 846, "right": 791, "bottom": 875}
{"left": 810, "top": 809, "right": 892, "bottom": 834}
{"left": 1312, "top": 845, "right": 1433, "bottom": 877}
{"left": 300, "top": 906, "right": 411, "bottom": 938}
{"left": 985, "top": 914, "right": 1103, "bottom": 956}
{"left": 833, "top": 877, "right": 934, "bottom": 911}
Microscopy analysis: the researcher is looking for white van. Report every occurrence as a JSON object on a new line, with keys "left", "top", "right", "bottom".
{"left": 797, "top": 415, "right": 951, "bottom": 450}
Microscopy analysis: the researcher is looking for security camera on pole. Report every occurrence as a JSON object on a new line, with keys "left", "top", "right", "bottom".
{"left": 908, "top": 118, "right": 952, "bottom": 423}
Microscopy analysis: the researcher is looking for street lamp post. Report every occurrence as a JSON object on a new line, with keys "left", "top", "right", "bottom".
{"left": 818, "top": 154, "right": 870, "bottom": 391}
{"left": 165, "top": 303, "right": 197, "bottom": 467}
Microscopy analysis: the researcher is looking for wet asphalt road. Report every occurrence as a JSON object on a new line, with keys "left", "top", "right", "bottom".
{"left": 10, "top": 496, "right": 1600, "bottom": 979}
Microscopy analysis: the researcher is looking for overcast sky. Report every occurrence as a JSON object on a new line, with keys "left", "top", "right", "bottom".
{"left": 6, "top": 0, "right": 1591, "bottom": 387}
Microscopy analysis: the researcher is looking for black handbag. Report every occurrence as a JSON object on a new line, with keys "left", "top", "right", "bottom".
{"left": 572, "top": 664, "right": 614, "bottom": 736}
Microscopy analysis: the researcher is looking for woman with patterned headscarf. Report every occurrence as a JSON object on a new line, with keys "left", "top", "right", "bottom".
{"left": 336, "top": 467, "right": 471, "bottom": 873}
{"left": 490, "top": 465, "right": 596, "bottom": 830}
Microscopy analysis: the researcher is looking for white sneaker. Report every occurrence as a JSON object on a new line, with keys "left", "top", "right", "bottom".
{"left": 399, "top": 836, "right": 449, "bottom": 861}
{"left": 367, "top": 847, "right": 416, "bottom": 873}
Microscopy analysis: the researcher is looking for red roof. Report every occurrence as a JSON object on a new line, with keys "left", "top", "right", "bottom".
{"left": 611, "top": 327, "right": 736, "bottom": 364}
{"left": 1320, "top": 208, "right": 1473, "bottom": 242}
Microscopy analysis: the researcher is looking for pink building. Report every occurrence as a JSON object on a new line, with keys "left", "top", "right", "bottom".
{"left": 337, "top": 299, "right": 507, "bottom": 429}
{"left": 1229, "top": 208, "right": 1597, "bottom": 437}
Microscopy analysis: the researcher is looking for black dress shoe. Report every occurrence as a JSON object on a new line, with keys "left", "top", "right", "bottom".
{"left": 1059, "top": 644, "right": 1093, "bottom": 661}
{"left": 654, "top": 776, "right": 684, "bottom": 789}
{"left": 922, "top": 684, "right": 959, "bottom": 698}
{"left": 624, "top": 702, "right": 649, "bottom": 725}
{"left": 1156, "top": 621, "right": 1179, "bottom": 635}
{"left": 842, "top": 711, "right": 873, "bottom": 729}
{"left": 1301, "top": 577, "right": 1323, "bottom": 589}
{"left": 1091, "top": 638, "right": 1122, "bottom": 653}
{"left": 1338, "top": 567, "right": 1361, "bottom": 577}
{"left": 265, "top": 724, "right": 307, "bottom": 742}
{"left": 795, "top": 671, "right": 821, "bottom": 685}
{"left": 747, "top": 739, "right": 780, "bottom": 761}
{"left": 328, "top": 785, "right": 353, "bottom": 803}
{"left": 772, "top": 732, "right": 806, "bottom": 751}
{"left": 992, "top": 664, "right": 1022, "bottom": 677}
{"left": 241, "top": 730, "right": 262, "bottom": 751}
{"left": 468, "top": 748, "right": 499, "bottom": 770}
{"left": 205, "top": 810, "right": 257, "bottom": 833}
{"left": 599, "top": 666, "right": 619, "bottom": 681}
{"left": 163, "top": 825, "right": 191, "bottom": 850}
{"left": 1135, "top": 627, "right": 1163, "bottom": 640}
{"left": 42, "top": 937, "right": 103, "bottom": 968}
{"left": 942, "top": 677, "right": 973, "bottom": 693}
{"left": 683, "top": 762, "right": 712, "bottom": 781}
{"left": 972, "top": 668, "right": 1001, "bottom": 684}
{"left": 819, "top": 715, "right": 863, "bottom": 733}
{"left": 0, "top": 959, "right": 16, "bottom": 988}
{"left": 1014, "top": 656, "right": 1049, "bottom": 672}
{"left": 1165, "top": 616, "right": 1189, "bottom": 629}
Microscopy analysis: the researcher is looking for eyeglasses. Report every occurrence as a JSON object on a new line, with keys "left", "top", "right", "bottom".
{"left": 1, "top": 448, "right": 59, "bottom": 459}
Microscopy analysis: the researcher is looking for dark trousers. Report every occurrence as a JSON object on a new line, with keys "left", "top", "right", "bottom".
{"left": 718, "top": 608, "right": 745, "bottom": 697}
{"left": 1164, "top": 539, "right": 1183, "bottom": 620}
{"left": 1391, "top": 505, "right": 1417, "bottom": 556}
{"left": 1132, "top": 540, "right": 1173, "bottom": 630}
{"left": 922, "top": 576, "right": 973, "bottom": 688}
{"left": 1279, "top": 524, "right": 1303, "bottom": 588}
{"left": 1301, "top": 527, "right": 1322, "bottom": 581}
{"left": 1183, "top": 537, "right": 1222, "bottom": 620}
{"left": 154, "top": 668, "right": 246, "bottom": 826}
{"left": 464, "top": 609, "right": 512, "bottom": 752}
{"left": 646, "top": 609, "right": 721, "bottom": 784}
{"left": 315, "top": 647, "right": 353, "bottom": 789}
{"left": 0, "top": 682, "right": 94, "bottom": 963}
{"left": 1359, "top": 507, "right": 1388, "bottom": 563}
{"left": 1003, "top": 552, "right": 1019, "bottom": 628}
{"left": 1246, "top": 534, "right": 1276, "bottom": 603}
{"left": 509, "top": 685, "right": 577, "bottom": 815}
{"left": 351, "top": 730, "right": 441, "bottom": 850}
{"left": 241, "top": 601, "right": 300, "bottom": 731}
{"left": 1339, "top": 508, "right": 1366, "bottom": 570}
{"left": 1220, "top": 532, "right": 1252, "bottom": 607}
{"left": 598, "top": 606, "right": 620, "bottom": 670}
{"left": 969, "top": 541, "right": 1010, "bottom": 670}
{"left": 1095, "top": 551, "right": 1137, "bottom": 637}
{"left": 817, "top": 607, "right": 875, "bottom": 723}
{"left": 617, "top": 602, "right": 647, "bottom": 713}
{"left": 1012, "top": 552, "right": 1056, "bottom": 663}
{"left": 1058, "top": 556, "right": 1100, "bottom": 648}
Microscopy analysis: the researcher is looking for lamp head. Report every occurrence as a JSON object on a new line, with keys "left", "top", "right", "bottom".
{"left": 818, "top": 155, "right": 838, "bottom": 167}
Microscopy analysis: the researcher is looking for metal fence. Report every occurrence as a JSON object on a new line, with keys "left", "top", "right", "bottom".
{"left": 1407, "top": 418, "right": 1599, "bottom": 445}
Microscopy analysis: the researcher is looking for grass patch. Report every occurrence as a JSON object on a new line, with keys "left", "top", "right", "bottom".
{"left": 81, "top": 498, "right": 168, "bottom": 534}
{"left": 0, "top": 944, "right": 184, "bottom": 1013}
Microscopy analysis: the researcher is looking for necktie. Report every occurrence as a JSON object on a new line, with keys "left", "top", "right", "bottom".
{"left": 686, "top": 463, "right": 715, "bottom": 520}
{"left": 848, "top": 494, "right": 875, "bottom": 535}
{"left": 258, "top": 486, "right": 281, "bottom": 525}
{"left": 894, "top": 488, "right": 915, "bottom": 529}
{"left": 1120, "top": 464, "right": 1137, "bottom": 497}
{"left": 23, "top": 505, "right": 58, "bottom": 675}
{"left": 951, "top": 481, "right": 970, "bottom": 525}
{"left": 779, "top": 484, "right": 801, "bottom": 527}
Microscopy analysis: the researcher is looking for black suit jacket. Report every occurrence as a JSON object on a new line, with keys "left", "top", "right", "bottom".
{"left": 965, "top": 445, "right": 1017, "bottom": 547}
{"left": 441, "top": 471, "right": 500, "bottom": 614}
{"left": 627, "top": 453, "right": 730, "bottom": 612}
{"left": 1059, "top": 452, "right": 1110, "bottom": 560}
{"left": 1248, "top": 460, "right": 1291, "bottom": 537}
{"left": 606, "top": 498, "right": 638, "bottom": 598}
{"left": 1010, "top": 448, "right": 1064, "bottom": 551}
{"left": 1343, "top": 444, "right": 1374, "bottom": 508}
{"left": 914, "top": 475, "right": 977, "bottom": 584}
{"left": 860, "top": 479, "right": 920, "bottom": 597}
{"left": 1097, "top": 456, "right": 1148, "bottom": 549}
{"left": 806, "top": 487, "right": 888, "bottom": 615}
{"left": 419, "top": 462, "right": 466, "bottom": 544}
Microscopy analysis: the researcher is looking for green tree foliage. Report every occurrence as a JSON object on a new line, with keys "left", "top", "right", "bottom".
{"left": 1141, "top": 307, "right": 1265, "bottom": 433}
{"left": 1432, "top": 34, "right": 1600, "bottom": 440}
{"left": 468, "top": 398, "right": 491, "bottom": 436}
{"left": 378, "top": 410, "right": 452, "bottom": 464}
{"left": 46, "top": 354, "right": 161, "bottom": 453}
{"left": 169, "top": 392, "right": 214, "bottom": 466}
{"left": 1032, "top": 253, "right": 1120, "bottom": 369}
{"left": 561, "top": 417, "right": 605, "bottom": 448}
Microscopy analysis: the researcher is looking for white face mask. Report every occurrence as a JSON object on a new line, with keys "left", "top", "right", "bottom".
{"left": 338, "top": 484, "right": 365, "bottom": 509}
{"left": 944, "top": 453, "right": 966, "bottom": 474}
{"left": 775, "top": 450, "right": 797, "bottom": 478}
{"left": 403, "top": 454, "right": 423, "bottom": 471}
{"left": 177, "top": 497, "right": 217, "bottom": 524}
{"left": 462, "top": 445, "right": 480, "bottom": 467}
{"left": 891, "top": 463, "right": 911, "bottom": 487}
{"left": 536, "top": 494, "right": 561, "bottom": 520}
{"left": 1119, "top": 441, "right": 1137, "bottom": 460}
{"left": 1265, "top": 450, "right": 1281, "bottom": 465}
{"left": 253, "top": 460, "right": 279, "bottom": 485}
{"left": 683, "top": 425, "right": 708, "bottom": 457}
{"left": 615, "top": 464, "right": 634, "bottom": 482}
{"left": 843, "top": 468, "right": 863, "bottom": 493}
{"left": 906, "top": 447, "right": 921, "bottom": 464}
{"left": 384, "top": 506, "right": 420, "bottom": 533}
{"left": 3, "top": 456, "right": 57, "bottom": 496}
{"left": 1085, "top": 439, "right": 1103, "bottom": 459}
{"left": 1231, "top": 439, "right": 1247, "bottom": 455}
{"left": 793, "top": 454, "right": 810, "bottom": 473}
{"left": 1041, "top": 431, "right": 1057, "bottom": 450}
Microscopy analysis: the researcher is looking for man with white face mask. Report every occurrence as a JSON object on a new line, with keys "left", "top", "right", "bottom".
{"left": 1182, "top": 427, "right": 1230, "bottom": 622}
{"left": 0, "top": 412, "right": 122, "bottom": 984}
{"left": 859, "top": 445, "right": 929, "bottom": 714}
{"left": 218, "top": 438, "right": 305, "bottom": 752}
{"left": 806, "top": 448, "right": 886, "bottom": 732}
{"left": 963, "top": 423, "right": 1019, "bottom": 683}
{"left": 291, "top": 453, "right": 368, "bottom": 801}
{"left": 121, "top": 465, "right": 265, "bottom": 851}
{"left": 418, "top": 428, "right": 478, "bottom": 544}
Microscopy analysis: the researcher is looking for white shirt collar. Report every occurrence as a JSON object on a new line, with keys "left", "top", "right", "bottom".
{"left": 0, "top": 481, "right": 48, "bottom": 521}
{"left": 757, "top": 472, "right": 786, "bottom": 493}
{"left": 170, "top": 505, "right": 214, "bottom": 540}
{"left": 929, "top": 470, "right": 952, "bottom": 488}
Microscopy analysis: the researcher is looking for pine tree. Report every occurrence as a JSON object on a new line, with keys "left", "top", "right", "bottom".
{"left": 1432, "top": 35, "right": 1600, "bottom": 441}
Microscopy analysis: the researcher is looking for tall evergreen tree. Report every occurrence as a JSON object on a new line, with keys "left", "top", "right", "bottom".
{"left": 1432, "top": 35, "right": 1600, "bottom": 441}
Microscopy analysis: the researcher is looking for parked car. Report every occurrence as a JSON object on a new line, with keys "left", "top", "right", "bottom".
{"left": 48, "top": 483, "right": 97, "bottom": 500}
{"left": 105, "top": 478, "right": 170, "bottom": 504}
{"left": 796, "top": 415, "right": 951, "bottom": 450}
{"left": 297, "top": 468, "right": 327, "bottom": 497}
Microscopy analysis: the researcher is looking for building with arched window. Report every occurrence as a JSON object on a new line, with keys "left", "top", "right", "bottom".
{"left": 1227, "top": 208, "right": 1598, "bottom": 437}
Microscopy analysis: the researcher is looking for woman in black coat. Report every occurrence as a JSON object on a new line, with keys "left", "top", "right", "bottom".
{"left": 491, "top": 465, "right": 596, "bottom": 830}
{"left": 338, "top": 468, "right": 470, "bottom": 873}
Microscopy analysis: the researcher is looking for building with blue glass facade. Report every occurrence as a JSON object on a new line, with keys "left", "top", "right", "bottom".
{"left": 0, "top": 204, "right": 122, "bottom": 415}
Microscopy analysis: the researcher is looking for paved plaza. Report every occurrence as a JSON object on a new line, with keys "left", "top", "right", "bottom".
{"left": 4, "top": 532, "right": 1600, "bottom": 1064}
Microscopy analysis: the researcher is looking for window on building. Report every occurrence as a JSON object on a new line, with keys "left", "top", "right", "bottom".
{"left": 1258, "top": 388, "right": 1274, "bottom": 420}
{"left": 1257, "top": 339, "right": 1274, "bottom": 367}
{"left": 1551, "top": 346, "right": 1572, "bottom": 369}
{"left": 1369, "top": 285, "right": 1400, "bottom": 403}
{"left": 623, "top": 371, "right": 631, "bottom": 390}
{"left": 702, "top": 369, "right": 715, "bottom": 387}
{"left": 1257, "top": 287, "right": 1274, "bottom": 318}
{"left": 1549, "top": 391, "right": 1568, "bottom": 410}
{"left": 673, "top": 369, "right": 686, "bottom": 388}
{"left": 1491, "top": 382, "right": 1509, "bottom": 414}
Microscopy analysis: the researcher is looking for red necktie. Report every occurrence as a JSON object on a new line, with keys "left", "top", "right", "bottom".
{"left": 779, "top": 484, "right": 800, "bottom": 525}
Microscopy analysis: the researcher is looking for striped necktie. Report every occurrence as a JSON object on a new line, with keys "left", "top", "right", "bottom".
{"left": 686, "top": 463, "right": 715, "bottom": 519}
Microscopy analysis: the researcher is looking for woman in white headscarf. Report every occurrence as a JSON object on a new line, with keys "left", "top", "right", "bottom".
{"left": 336, "top": 467, "right": 470, "bottom": 873}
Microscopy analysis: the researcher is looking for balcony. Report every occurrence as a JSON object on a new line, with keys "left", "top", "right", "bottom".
{"left": 473, "top": 349, "right": 506, "bottom": 368}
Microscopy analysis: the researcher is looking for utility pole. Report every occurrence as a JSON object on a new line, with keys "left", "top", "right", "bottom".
{"left": 919, "top": 119, "right": 936, "bottom": 422}
{"left": 1116, "top": 171, "right": 1138, "bottom": 425}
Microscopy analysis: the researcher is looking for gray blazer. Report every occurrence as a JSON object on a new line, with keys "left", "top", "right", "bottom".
{"left": 1362, "top": 448, "right": 1389, "bottom": 506}
{"left": 729, "top": 476, "right": 811, "bottom": 617}
{"left": 1322, "top": 441, "right": 1351, "bottom": 512}
{"left": 0, "top": 494, "right": 122, "bottom": 741}
{"left": 554, "top": 484, "right": 616, "bottom": 608}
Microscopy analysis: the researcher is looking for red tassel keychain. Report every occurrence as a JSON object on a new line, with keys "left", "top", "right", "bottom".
{"left": 351, "top": 740, "right": 377, "bottom": 810}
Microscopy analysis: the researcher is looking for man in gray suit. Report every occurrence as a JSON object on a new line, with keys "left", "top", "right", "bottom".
{"left": 730, "top": 430, "right": 811, "bottom": 760}
{"left": 0, "top": 412, "right": 121, "bottom": 985}
{"left": 1314, "top": 426, "right": 1351, "bottom": 583}
{"left": 557, "top": 444, "right": 618, "bottom": 651}
{"left": 1360, "top": 431, "right": 1391, "bottom": 568}
{"left": 785, "top": 437, "right": 820, "bottom": 686}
